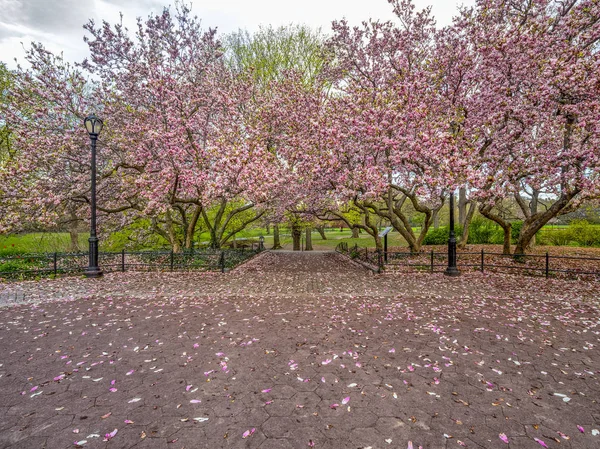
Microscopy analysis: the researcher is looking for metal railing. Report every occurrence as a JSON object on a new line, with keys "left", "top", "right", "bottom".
{"left": 336, "top": 243, "right": 600, "bottom": 280}
{"left": 0, "top": 246, "right": 264, "bottom": 281}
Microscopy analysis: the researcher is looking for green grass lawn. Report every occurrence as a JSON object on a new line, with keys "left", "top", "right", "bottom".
{"left": 2, "top": 223, "right": 599, "bottom": 256}
{"left": 0, "top": 233, "right": 89, "bottom": 256}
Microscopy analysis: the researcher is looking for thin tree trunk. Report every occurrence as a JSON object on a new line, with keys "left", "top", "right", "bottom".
{"left": 529, "top": 190, "right": 539, "bottom": 247}
{"left": 165, "top": 210, "right": 182, "bottom": 253}
{"left": 458, "top": 201, "right": 476, "bottom": 249}
{"left": 458, "top": 187, "right": 467, "bottom": 227}
{"left": 266, "top": 223, "right": 270, "bottom": 235}
{"left": 305, "top": 228, "right": 313, "bottom": 251}
{"left": 184, "top": 205, "right": 202, "bottom": 250}
{"left": 272, "top": 224, "right": 282, "bottom": 249}
{"left": 351, "top": 227, "right": 359, "bottom": 238}
{"left": 316, "top": 225, "right": 327, "bottom": 240}
{"left": 68, "top": 209, "right": 80, "bottom": 252}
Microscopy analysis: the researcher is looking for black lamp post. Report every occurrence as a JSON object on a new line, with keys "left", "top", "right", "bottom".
{"left": 259, "top": 235, "right": 265, "bottom": 251}
{"left": 444, "top": 188, "right": 460, "bottom": 276}
{"left": 84, "top": 114, "right": 103, "bottom": 278}
{"left": 445, "top": 121, "right": 460, "bottom": 277}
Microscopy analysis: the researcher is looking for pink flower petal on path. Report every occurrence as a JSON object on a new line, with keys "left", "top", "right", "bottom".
{"left": 534, "top": 438, "right": 548, "bottom": 448}
{"left": 577, "top": 425, "right": 585, "bottom": 433}
{"left": 499, "top": 433, "right": 508, "bottom": 444}
{"left": 185, "top": 385, "right": 192, "bottom": 392}
{"left": 104, "top": 429, "right": 118, "bottom": 441}
{"left": 407, "top": 442, "right": 414, "bottom": 449}
{"left": 190, "top": 399, "right": 201, "bottom": 404}
{"left": 262, "top": 389, "right": 271, "bottom": 393}
{"left": 342, "top": 396, "right": 350, "bottom": 405}
{"left": 242, "top": 428, "right": 256, "bottom": 439}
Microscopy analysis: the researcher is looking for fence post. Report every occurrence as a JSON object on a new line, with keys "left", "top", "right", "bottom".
{"left": 545, "top": 252, "right": 549, "bottom": 278}
{"left": 121, "top": 249, "right": 125, "bottom": 272}
{"left": 170, "top": 250, "right": 174, "bottom": 271}
{"left": 219, "top": 251, "right": 225, "bottom": 273}
{"left": 53, "top": 252, "right": 57, "bottom": 276}
{"left": 430, "top": 250, "right": 434, "bottom": 273}
{"left": 481, "top": 249, "right": 484, "bottom": 273}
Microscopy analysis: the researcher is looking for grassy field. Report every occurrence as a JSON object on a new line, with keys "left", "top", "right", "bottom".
{"left": 0, "top": 233, "right": 90, "bottom": 256}
{"left": 2, "top": 223, "right": 599, "bottom": 256}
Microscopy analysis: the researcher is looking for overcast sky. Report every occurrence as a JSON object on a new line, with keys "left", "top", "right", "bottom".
{"left": 0, "top": 0, "right": 475, "bottom": 69}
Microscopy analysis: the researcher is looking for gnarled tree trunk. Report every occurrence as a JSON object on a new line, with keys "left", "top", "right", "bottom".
{"left": 479, "top": 204, "right": 511, "bottom": 255}
{"left": 316, "top": 225, "right": 327, "bottom": 240}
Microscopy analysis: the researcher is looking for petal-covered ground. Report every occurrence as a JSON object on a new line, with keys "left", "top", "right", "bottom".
{"left": 0, "top": 251, "right": 598, "bottom": 449}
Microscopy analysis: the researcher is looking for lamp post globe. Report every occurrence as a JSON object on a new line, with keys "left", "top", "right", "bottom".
{"left": 84, "top": 114, "right": 103, "bottom": 278}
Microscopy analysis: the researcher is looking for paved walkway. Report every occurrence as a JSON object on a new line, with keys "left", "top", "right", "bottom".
{"left": 0, "top": 251, "right": 599, "bottom": 448}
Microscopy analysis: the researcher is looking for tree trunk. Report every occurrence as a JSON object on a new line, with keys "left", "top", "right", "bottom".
{"left": 305, "top": 228, "right": 313, "bottom": 251}
{"left": 528, "top": 190, "right": 539, "bottom": 247}
{"left": 458, "top": 201, "right": 476, "bottom": 250}
{"left": 165, "top": 210, "right": 182, "bottom": 253}
{"left": 458, "top": 187, "right": 467, "bottom": 227}
{"left": 351, "top": 227, "right": 359, "bottom": 238}
{"left": 432, "top": 209, "right": 440, "bottom": 229}
{"left": 184, "top": 205, "right": 202, "bottom": 250}
{"left": 514, "top": 190, "right": 579, "bottom": 255}
{"left": 272, "top": 224, "right": 282, "bottom": 249}
{"left": 316, "top": 225, "right": 327, "bottom": 240}
{"left": 479, "top": 204, "right": 511, "bottom": 255}
{"left": 266, "top": 223, "right": 270, "bottom": 235}
{"left": 68, "top": 209, "right": 80, "bottom": 252}
{"left": 292, "top": 225, "right": 302, "bottom": 251}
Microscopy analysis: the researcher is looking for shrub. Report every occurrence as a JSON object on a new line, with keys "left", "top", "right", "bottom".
{"left": 568, "top": 219, "right": 600, "bottom": 247}
{"left": 0, "top": 258, "right": 42, "bottom": 273}
{"left": 510, "top": 221, "right": 523, "bottom": 244}
{"left": 423, "top": 227, "right": 450, "bottom": 245}
{"left": 423, "top": 226, "right": 463, "bottom": 245}
{"left": 467, "top": 217, "right": 497, "bottom": 244}
{"left": 544, "top": 229, "right": 572, "bottom": 246}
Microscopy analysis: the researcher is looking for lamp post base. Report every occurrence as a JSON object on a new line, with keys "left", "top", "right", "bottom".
{"left": 444, "top": 266, "right": 461, "bottom": 277}
{"left": 84, "top": 267, "right": 103, "bottom": 278}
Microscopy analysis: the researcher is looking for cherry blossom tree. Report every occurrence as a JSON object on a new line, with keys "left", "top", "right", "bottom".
{"left": 318, "top": 0, "right": 461, "bottom": 253}
{"left": 445, "top": 0, "right": 600, "bottom": 255}
{"left": 81, "top": 5, "right": 285, "bottom": 250}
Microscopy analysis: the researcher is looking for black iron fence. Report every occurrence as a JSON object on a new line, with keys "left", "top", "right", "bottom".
{"left": 336, "top": 243, "right": 600, "bottom": 279}
{"left": 0, "top": 246, "right": 264, "bottom": 281}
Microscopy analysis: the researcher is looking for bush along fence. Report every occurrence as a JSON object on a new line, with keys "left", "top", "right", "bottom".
{"left": 0, "top": 246, "right": 264, "bottom": 281}
{"left": 336, "top": 243, "right": 600, "bottom": 280}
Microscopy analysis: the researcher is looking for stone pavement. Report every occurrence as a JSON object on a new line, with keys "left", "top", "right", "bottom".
{"left": 0, "top": 251, "right": 599, "bottom": 449}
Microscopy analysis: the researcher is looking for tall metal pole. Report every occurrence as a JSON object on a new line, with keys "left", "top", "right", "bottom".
{"left": 85, "top": 134, "right": 103, "bottom": 278}
{"left": 445, "top": 190, "right": 460, "bottom": 276}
